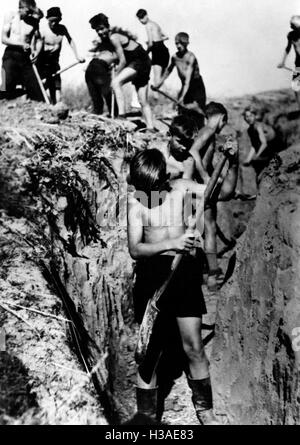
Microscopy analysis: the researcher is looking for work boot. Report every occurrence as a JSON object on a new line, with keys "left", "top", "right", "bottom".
{"left": 187, "top": 377, "right": 221, "bottom": 425}
{"left": 124, "top": 387, "right": 158, "bottom": 425}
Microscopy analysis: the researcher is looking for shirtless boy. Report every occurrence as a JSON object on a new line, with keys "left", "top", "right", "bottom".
{"left": 38, "top": 7, "right": 84, "bottom": 104}
{"left": 243, "top": 105, "right": 278, "bottom": 187}
{"left": 1, "top": 0, "right": 44, "bottom": 101}
{"left": 86, "top": 19, "right": 119, "bottom": 115}
{"left": 136, "top": 9, "right": 169, "bottom": 98}
{"left": 189, "top": 103, "right": 238, "bottom": 290}
{"left": 157, "top": 32, "right": 206, "bottom": 122}
{"left": 90, "top": 13, "right": 154, "bottom": 130}
{"left": 278, "top": 15, "right": 300, "bottom": 107}
{"left": 127, "top": 148, "right": 219, "bottom": 425}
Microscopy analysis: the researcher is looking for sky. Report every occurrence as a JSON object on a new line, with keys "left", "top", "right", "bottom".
{"left": 0, "top": 0, "right": 300, "bottom": 98}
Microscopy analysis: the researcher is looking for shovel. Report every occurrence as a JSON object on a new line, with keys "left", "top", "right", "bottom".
{"left": 42, "top": 60, "right": 86, "bottom": 84}
{"left": 151, "top": 85, "right": 206, "bottom": 117}
{"left": 135, "top": 137, "right": 236, "bottom": 365}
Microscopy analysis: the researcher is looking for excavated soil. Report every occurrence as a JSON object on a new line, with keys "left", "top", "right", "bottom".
{"left": 0, "top": 88, "right": 299, "bottom": 425}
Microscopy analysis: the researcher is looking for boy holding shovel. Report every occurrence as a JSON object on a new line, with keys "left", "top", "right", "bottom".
{"left": 127, "top": 146, "right": 236, "bottom": 425}
{"left": 156, "top": 32, "right": 206, "bottom": 127}
{"left": 38, "top": 7, "right": 84, "bottom": 104}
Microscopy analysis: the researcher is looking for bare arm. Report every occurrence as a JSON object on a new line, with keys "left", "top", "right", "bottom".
{"left": 182, "top": 156, "right": 196, "bottom": 180}
{"left": 110, "top": 34, "right": 126, "bottom": 74}
{"left": 178, "top": 53, "right": 194, "bottom": 103}
{"left": 190, "top": 128, "right": 216, "bottom": 182}
{"left": 30, "top": 29, "right": 43, "bottom": 63}
{"left": 64, "top": 27, "right": 84, "bottom": 62}
{"left": 254, "top": 124, "right": 268, "bottom": 158}
{"left": 244, "top": 124, "right": 267, "bottom": 164}
{"left": 278, "top": 35, "right": 292, "bottom": 67}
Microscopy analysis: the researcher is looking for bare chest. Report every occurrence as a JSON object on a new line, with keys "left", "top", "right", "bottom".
{"left": 10, "top": 15, "right": 34, "bottom": 43}
{"left": 43, "top": 27, "right": 64, "bottom": 48}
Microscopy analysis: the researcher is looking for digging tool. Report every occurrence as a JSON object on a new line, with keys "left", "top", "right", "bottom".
{"left": 151, "top": 85, "right": 206, "bottom": 117}
{"left": 32, "top": 63, "right": 51, "bottom": 105}
{"left": 280, "top": 66, "right": 300, "bottom": 92}
{"left": 280, "top": 65, "right": 300, "bottom": 74}
{"left": 42, "top": 60, "right": 86, "bottom": 84}
{"left": 111, "top": 65, "right": 116, "bottom": 119}
{"left": 135, "top": 137, "right": 236, "bottom": 365}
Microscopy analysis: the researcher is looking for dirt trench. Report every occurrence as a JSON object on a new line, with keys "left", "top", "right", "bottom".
{"left": 0, "top": 90, "right": 299, "bottom": 425}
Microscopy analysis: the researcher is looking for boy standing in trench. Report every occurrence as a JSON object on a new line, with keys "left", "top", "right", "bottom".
{"left": 127, "top": 149, "right": 220, "bottom": 425}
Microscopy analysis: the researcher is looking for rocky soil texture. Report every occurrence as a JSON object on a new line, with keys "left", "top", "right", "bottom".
{"left": 0, "top": 89, "right": 299, "bottom": 425}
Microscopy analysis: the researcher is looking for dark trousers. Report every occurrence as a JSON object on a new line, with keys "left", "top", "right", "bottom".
{"left": 85, "top": 59, "right": 117, "bottom": 116}
{"left": 2, "top": 47, "right": 43, "bottom": 102}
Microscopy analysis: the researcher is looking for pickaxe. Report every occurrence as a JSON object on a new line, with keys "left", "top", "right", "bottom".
{"left": 151, "top": 85, "right": 206, "bottom": 117}
{"left": 42, "top": 60, "right": 86, "bottom": 84}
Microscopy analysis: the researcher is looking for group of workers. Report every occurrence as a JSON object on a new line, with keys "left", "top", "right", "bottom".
{"left": 0, "top": 0, "right": 298, "bottom": 427}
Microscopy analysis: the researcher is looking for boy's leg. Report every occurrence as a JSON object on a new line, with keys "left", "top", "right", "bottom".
{"left": 137, "top": 84, "right": 154, "bottom": 129}
{"left": 111, "top": 67, "right": 137, "bottom": 115}
{"left": 152, "top": 65, "right": 162, "bottom": 99}
{"left": 22, "top": 60, "right": 44, "bottom": 102}
{"left": 176, "top": 316, "right": 219, "bottom": 425}
{"left": 2, "top": 54, "right": 20, "bottom": 99}
{"left": 176, "top": 317, "right": 209, "bottom": 379}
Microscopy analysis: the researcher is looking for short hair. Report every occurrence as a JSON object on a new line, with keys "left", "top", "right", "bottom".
{"left": 46, "top": 7, "right": 62, "bottom": 20}
{"left": 290, "top": 15, "right": 300, "bottom": 28}
{"left": 89, "top": 13, "right": 110, "bottom": 30}
{"left": 169, "top": 114, "right": 199, "bottom": 140}
{"left": 175, "top": 32, "right": 189, "bottom": 44}
{"left": 19, "top": 0, "right": 36, "bottom": 10}
{"left": 243, "top": 105, "right": 258, "bottom": 117}
{"left": 130, "top": 149, "right": 169, "bottom": 194}
{"left": 136, "top": 9, "right": 147, "bottom": 19}
{"left": 206, "top": 102, "right": 228, "bottom": 121}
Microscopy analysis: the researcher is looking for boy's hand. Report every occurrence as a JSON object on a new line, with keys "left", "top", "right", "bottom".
{"left": 77, "top": 57, "right": 86, "bottom": 63}
{"left": 30, "top": 51, "right": 39, "bottom": 63}
{"left": 23, "top": 43, "right": 31, "bottom": 52}
{"left": 221, "top": 136, "right": 238, "bottom": 157}
{"left": 277, "top": 63, "right": 285, "bottom": 69}
{"left": 172, "top": 233, "right": 195, "bottom": 253}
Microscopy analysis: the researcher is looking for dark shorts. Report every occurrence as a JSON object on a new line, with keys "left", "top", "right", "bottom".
{"left": 183, "top": 76, "right": 206, "bottom": 110}
{"left": 133, "top": 254, "right": 207, "bottom": 324}
{"left": 2, "top": 47, "right": 44, "bottom": 101}
{"left": 125, "top": 46, "right": 151, "bottom": 89}
{"left": 151, "top": 41, "right": 170, "bottom": 69}
{"left": 37, "top": 52, "right": 61, "bottom": 90}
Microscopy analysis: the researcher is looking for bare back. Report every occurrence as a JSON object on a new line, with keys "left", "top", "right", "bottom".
{"left": 145, "top": 20, "right": 166, "bottom": 43}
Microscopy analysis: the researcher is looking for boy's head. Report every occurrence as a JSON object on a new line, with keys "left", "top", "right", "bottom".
{"left": 290, "top": 15, "right": 300, "bottom": 30}
{"left": 130, "top": 149, "right": 169, "bottom": 195}
{"left": 169, "top": 115, "right": 199, "bottom": 161}
{"left": 175, "top": 32, "right": 189, "bottom": 54}
{"left": 206, "top": 102, "right": 228, "bottom": 133}
{"left": 136, "top": 9, "right": 148, "bottom": 25}
{"left": 19, "top": 0, "right": 36, "bottom": 19}
{"left": 243, "top": 105, "right": 258, "bottom": 126}
{"left": 46, "top": 7, "right": 62, "bottom": 29}
{"left": 89, "top": 13, "right": 110, "bottom": 39}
